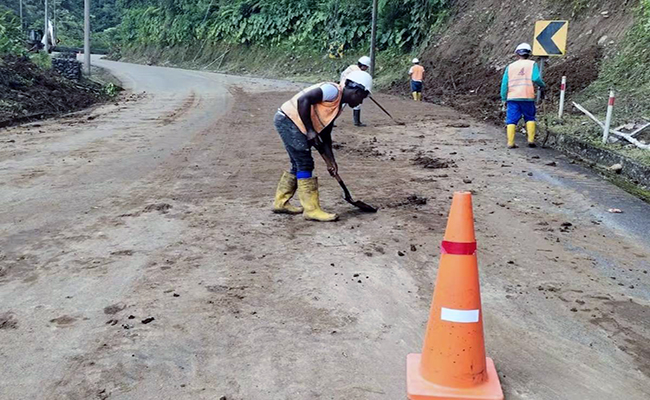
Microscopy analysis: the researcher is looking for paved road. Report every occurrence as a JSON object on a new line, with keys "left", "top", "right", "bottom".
{"left": 1, "top": 59, "right": 649, "bottom": 400}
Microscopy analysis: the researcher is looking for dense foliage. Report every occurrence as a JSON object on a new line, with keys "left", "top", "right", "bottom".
{"left": 0, "top": 0, "right": 449, "bottom": 55}
{"left": 118, "top": 0, "right": 449, "bottom": 54}
{"left": 581, "top": 0, "right": 650, "bottom": 120}
{"left": 0, "top": 0, "right": 119, "bottom": 47}
{"left": 0, "top": 6, "right": 22, "bottom": 55}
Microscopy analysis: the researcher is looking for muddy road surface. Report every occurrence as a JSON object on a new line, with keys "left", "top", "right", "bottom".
{"left": 1, "top": 59, "right": 649, "bottom": 400}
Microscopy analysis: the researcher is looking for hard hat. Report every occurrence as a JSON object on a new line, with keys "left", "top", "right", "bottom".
{"left": 515, "top": 43, "right": 532, "bottom": 55}
{"left": 412, "top": 58, "right": 420, "bottom": 64}
{"left": 358, "top": 56, "right": 371, "bottom": 67}
{"left": 345, "top": 70, "right": 373, "bottom": 93}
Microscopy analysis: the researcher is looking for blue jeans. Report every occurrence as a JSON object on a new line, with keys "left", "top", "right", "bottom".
{"left": 506, "top": 101, "right": 536, "bottom": 125}
{"left": 411, "top": 80, "right": 423, "bottom": 92}
{"left": 274, "top": 112, "right": 314, "bottom": 175}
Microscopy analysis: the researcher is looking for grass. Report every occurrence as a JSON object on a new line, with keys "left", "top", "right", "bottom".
{"left": 29, "top": 52, "right": 52, "bottom": 70}
{"left": 547, "top": 6, "right": 650, "bottom": 168}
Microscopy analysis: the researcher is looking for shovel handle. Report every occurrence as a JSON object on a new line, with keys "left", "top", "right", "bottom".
{"left": 334, "top": 174, "right": 353, "bottom": 201}
{"left": 369, "top": 96, "right": 395, "bottom": 120}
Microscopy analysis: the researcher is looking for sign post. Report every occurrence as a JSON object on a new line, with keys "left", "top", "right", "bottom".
{"left": 603, "top": 89, "right": 615, "bottom": 144}
{"left": 369, "top": 0, "right": 378, "bottom": 76}
{"left": 558, "top": 76, "right": 567, "bottom": 119}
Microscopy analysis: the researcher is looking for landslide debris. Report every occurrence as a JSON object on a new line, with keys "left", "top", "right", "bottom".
{"left": 0, "top": 55, "right": 111, "bottom": 127}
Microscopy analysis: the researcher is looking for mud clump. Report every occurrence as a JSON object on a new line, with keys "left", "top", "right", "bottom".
{"left": 143, "top": 203, "right": 172, "bottom": 213}
{"left": 386, "top": 194, "right": 428, "bottom": 208}
{"left": 103, "top": 303, "right": 127, "bottom": 315}
{"left": 0, "top": 312, "right": 18, "bottom": 330}
{"left": 50, "top": 315, "right": 77, "bottom": 326}
{"left": 446, "top": 122, "right": 471, "bottom": 128}
{"left": 413, "top": 154, "right": 455, "bottom": 169}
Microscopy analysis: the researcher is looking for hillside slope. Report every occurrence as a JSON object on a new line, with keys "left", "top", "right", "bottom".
{"left": 413, "top": 0, "right": 637, "bottom": 122}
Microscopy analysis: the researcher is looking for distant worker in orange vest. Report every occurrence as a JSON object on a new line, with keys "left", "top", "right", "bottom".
{"left": 409, "top": 58, "right": 425, "bottom": 101}
{"left": 340, "top": 56, "right": 371, "bottom": 127}
{"left": 501, "top": 43, "right": 546, "bottom": 148}
{"left": 272, "top": 71, "right": 373, "bottom": 222}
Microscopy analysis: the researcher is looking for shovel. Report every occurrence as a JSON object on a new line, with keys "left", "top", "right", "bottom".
{"left": 369, "top": 96, "right": 406, "bottom": 125}
{"left": 313, "top": 142, "right": 377, "bottom": 213}
{"left": 333, "top": 173, "right": 377, "bottom": 213}
{"left": 540, "top": 96, "right": 552, "bottom": 148}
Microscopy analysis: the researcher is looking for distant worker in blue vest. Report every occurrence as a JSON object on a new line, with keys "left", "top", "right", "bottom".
{"left": 409, "top": 58, "right": 425, "bottom": 101}
{"left": 500, "top": 43, "right": 546, "bottom": 148}
{"left": 340, "top": 56, "right": 371, "bottom": 127}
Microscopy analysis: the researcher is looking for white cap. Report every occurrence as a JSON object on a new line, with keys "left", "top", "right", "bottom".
{"left": 358, "top": 56, "right": 371, "bottom": 67}
{"left": 345, "top": 70, "right": 373, "bottom": 93}
{"left": 515, "top": 43, "right": 532, "bottom": 53}
{"left": 412, "top": 58, "right": 420, "bottom": 64}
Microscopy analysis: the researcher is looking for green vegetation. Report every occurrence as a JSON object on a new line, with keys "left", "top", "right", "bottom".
{"left": 550, "top": 1, "right": 650, "bottom": 170}
{"left": 113, "top": 0, "right": 449, "bottom": 89}
{"left": 117, "top": 0, "right": 448, "bottom": 54}
{"left": 0, "top": 6, "right": 22, "bottom": 55}
{"left": 29, "top": 50, "right": 52, "bottom": 68}
{"left": 0, "top": 0, "right": 119, "bottom": 49}
{"left": 580, "top": 0, "right": 650, "bottom": 122}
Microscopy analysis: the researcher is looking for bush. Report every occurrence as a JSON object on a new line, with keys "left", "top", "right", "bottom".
{"left": 0, "top": 7, "right": 23, "bottom": 56}
{"left": 117, "top": 0, "right": 449, "bottom": 55}
{"left": 581, "top": 1, "right": 650, "bottom": 119}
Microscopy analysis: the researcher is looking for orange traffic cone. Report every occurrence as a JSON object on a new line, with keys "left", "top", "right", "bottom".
{"left": 407, "top": 192, "right": 503, "bottom": 400}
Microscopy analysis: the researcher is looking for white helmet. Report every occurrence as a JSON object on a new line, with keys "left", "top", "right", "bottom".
{"left": 358, "top": 56, "right": 371, "bottom": 67}
{"left": 515, "top": 43, "right": 532, "bottom": 55}
{"left": 412, "top": 58, "right": 420, "bottom": 64}
{"left": 345, "top": 70, "right": 373, "bottom": 93}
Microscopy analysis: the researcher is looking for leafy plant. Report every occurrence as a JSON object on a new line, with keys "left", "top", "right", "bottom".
{"left": 30, "top": 51, "right": 52, "bottom": 69}
{"left": 116, "top": 0, "right": 450, "bottom": 54}
{"left": 0, "top": 7, "right": 23, "bottom": 56}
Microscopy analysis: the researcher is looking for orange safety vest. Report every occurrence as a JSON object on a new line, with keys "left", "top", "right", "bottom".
{"left": 411, "top": 65, "right": 425, "bottom": 81}
{"left": 340, "top": 64, "right": 360, "bottom": 86}
{"left": 507, "top": 60, "right": 535, "bottom": 100}
{"left": 280, "top": 83, "right": 343, "bottom": 134}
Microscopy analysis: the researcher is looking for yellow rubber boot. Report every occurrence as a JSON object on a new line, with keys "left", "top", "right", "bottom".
{"left": 272, "top": 171, "right": 303, "bottom": 214}
{"left": 412, "top": 92, "right": 418, "bottom": 101}
{"left": 297, "top": 177, "right": 338, "bottom": 222}
{"left": 417, "top": 92, "right": 423, "bottom": 101}
{"left": 526, "top": 121, "right": 537, "bottom": 147}
{"left": 507, "top": 124, "right": 518, "bottom": 149}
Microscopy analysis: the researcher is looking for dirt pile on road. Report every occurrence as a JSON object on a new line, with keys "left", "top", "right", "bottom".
{"left": 0, "top": 55, "right": 109, "bottom": 127}
{"left": 399, "top": 0, "right": 635, "bottom": 123}
{"left": 413, "top": 154, "right": 456, "bottom": 169}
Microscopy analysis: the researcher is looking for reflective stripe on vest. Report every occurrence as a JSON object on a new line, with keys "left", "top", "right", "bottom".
{"left": 280, "top": 83, "right": 343, "bottom": 134}
{"left": 340, "top": 64, "right": 360, "bottom": 86}
{"left": 507, "top": 60, "right": 535, "bottom": 100}
{"left": 411, "top": 65, "right": 424, "bottom": 82}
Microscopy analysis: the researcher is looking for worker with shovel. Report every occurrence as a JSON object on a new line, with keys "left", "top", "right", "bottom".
{"left": 272, "top": 71, "right": 373, "bottom": 222}
{"left": 500, "top": 43, "right": 546, "bottom": 148}
{"left": 340, "top": 56, "right": 371, "bottom": 127}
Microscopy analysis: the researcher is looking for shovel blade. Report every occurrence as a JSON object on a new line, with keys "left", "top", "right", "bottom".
{"left": 348, "top": 199, "right": 378, "bottom": 213}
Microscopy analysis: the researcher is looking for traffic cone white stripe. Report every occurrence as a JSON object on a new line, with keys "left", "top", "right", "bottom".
{"left": 441, "top": 308, "right": 480, "bottom": 323}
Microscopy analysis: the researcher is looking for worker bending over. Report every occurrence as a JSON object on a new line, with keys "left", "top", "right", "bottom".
{"left": 272, "top": 71, "right": 373, "bottom": 222}
{"left": 409, "top": 58, "right": 425, "bottom": 101}
{"left": 500, "top": 43, "right": 546, "bottom": 148}
{"left": 340, "top": 56, "right": 371, "bottom": 127}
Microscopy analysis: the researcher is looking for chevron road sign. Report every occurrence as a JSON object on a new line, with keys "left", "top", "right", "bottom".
{"left": 533, "top": 20, "right": 569, "bottom": 56}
